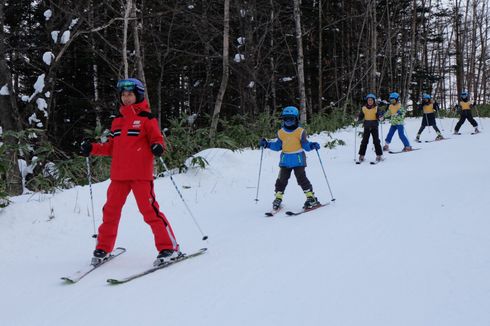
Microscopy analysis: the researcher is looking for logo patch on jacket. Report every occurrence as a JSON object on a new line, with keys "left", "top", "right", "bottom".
{"left": 132, "top": 120, "right": 142, "bottom": 128}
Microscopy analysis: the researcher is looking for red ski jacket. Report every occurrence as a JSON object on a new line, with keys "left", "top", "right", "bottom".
{"left": 90, "top": 99, "right": 164, "bottom": 180}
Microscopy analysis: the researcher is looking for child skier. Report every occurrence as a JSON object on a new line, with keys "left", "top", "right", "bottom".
{"left": 415, "top": 93, "right": 444, "bottom": 142}
{"left": 454, "top": 91, "right": 479, "bottom": 135}
{"left": 258, "top": 106, "right": 321, "bottom": 211}
{"left": 382, "top": 92, "right": 412, "bottom": 152}
{"left": 356, "top": 93, "right": 383, "bottom": 162}
{"left": 80, "top": 78, "right": 180, "bottom": 267}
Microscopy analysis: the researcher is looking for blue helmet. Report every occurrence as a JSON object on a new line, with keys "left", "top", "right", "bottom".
{"left": 117, "top": 78, "right": 145, "bottom": 103}
{"left": 365, "top": 93, "right": 376, "bottom": 100}
{"left": 460, "top": 91, "right": 469, "bottom": 99}
{"left": 389, "top": 92, "right": 400, "bottom": 100}
{"left": 281, "top": 106, "right": 299, "bottom": 118}
{"left": 422, "top": 93, "right": 431, "bottom": 100}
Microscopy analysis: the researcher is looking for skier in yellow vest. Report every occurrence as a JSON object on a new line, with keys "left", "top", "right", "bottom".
{"left": 356, "top": 93, "right": 383, "bottom": 162}
{"left": 415, "top": 93, "right": 444, "bottom": 142}
{"left": 454, "top": 91, "right": 479, "bottom": 135}
{"left": 259, "top": 106, "right": 321, "bottom": 211}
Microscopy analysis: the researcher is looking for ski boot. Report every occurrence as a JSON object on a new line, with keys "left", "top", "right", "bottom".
{"left": 474, "top": 128, "right": 480, "bottom": 134}
{"left": 375, "top": 155, "right": 383, "bottom": 162}
{"left": 272, "top": 191, "right": 283, "bottom": 210}
{"left": 91, "top": 249, "right": 108, "bottom": 266}
{"left": 435, "top": 133, "right": 444, "bottom": 140}
{"left": 454, "top": 130, "right": 461, "bottom": 135}
{"left": 154, "top": 249, "right": 182, "bottom": 267}
{"left": 403, "top": 146, "right": 413, "bottom": 152}
{"left": 415, "top": 134, "right": 421, "bottom": 142}
{"left": 303, "top": 190, "right": 320, "bottom": 209}
{"left": 383, "top": 144, "right": 389, "bottom": 151}
{"left": 358, "top": 155, "right": 365, "bottom": 162}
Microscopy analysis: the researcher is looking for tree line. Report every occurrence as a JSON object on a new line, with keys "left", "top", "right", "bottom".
{"left": 0, "top": 0, "right": 489, "bottom": 197}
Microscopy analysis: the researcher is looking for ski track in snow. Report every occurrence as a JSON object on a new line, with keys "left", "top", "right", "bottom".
{"left": 1, "top": 118, "right": 490, "bottom": 326}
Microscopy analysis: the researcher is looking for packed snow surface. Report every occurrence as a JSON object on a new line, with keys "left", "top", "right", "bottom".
{"left": 1, "top": 119, "right": 489, "bottom": 326}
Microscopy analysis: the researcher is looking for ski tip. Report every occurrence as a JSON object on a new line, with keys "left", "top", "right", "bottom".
{"left": 106, "top": 279, "right": 122, "bottom": 285}
{"left": 61, "top": 277, "right": 76, "bottom": 284}
{"left": 202, "top": 236, "right": 208, "bottom": 241}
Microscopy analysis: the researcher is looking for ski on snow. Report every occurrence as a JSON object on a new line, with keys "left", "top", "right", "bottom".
{"left": 424, "top": 138, "right": 450, "bottom": 143}
{"left": 61, "top": 247, "right": 126, "bottom": 284}
{"left": 369, "top": 159, "right": 384, "bottom": 165}
{"left": 388, "top": 148, "right": 421, "bottom": 154}
{"left": 106, "top": 248, "right": 207, "bottom": 285}
{"left": 265, "top": 207, "right": 282, "bottom": 217}
{"left": 285, "top": 203, "right": 328, "bottom": 216}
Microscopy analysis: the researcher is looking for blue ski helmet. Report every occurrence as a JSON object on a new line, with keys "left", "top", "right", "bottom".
{"left": 365, "top": 93, "right": 376, "bottom": 100}
{"left": 117, "top": 78, "right": 145, "bottom": 103}
{"left": 422, "top": 93, "right": 431, "bottom": 100}
{"left": 281, "top": 106, "right": 299, "bottom": 118}
{"left": 460, "top": 91, "right": 469, "bottom": 99}
{"left": 389, "top": 92, "right": 400, "bottom": 100}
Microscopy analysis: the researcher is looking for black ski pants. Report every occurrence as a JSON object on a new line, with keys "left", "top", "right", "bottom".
{"left": 417, "top": 113, "right": 441, "bottom": 135}
{"left": 275, "top": 166, "right": 312, "bottom": 193}
{"left": 359, "top": 126, "right": 383, "bottom": 156}
{"left": 455, "top": 110, "right": 478, "bottom": 132}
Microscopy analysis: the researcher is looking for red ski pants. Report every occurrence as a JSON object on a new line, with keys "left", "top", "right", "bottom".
{"left": 96, "top": 180, "right": 178, "bottom": 253}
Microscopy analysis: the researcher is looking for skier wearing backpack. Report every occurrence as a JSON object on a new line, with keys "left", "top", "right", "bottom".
{"left": 80, "top": 78, "right": 180, "bottom": 267}
{"left": 258, "top": 106, "right": 321, "bottom": 211}
{"left": 356, "top": 93, "right": 383, "bottom": 162}
{"left": 415, "top": 93, "right": 444, "bottom": 142}
{"left": 382, "top": 92, "right": 412, "bottom": 152}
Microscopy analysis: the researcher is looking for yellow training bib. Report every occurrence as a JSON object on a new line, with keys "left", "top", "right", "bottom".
{"left": 460, "top": 101, "right": 471, "bottom": 110}
{"left": 423, "top": 103, "right": 434, "bottom": 114}
{"left": 388, "top": 103, "right": 401, "bottom": 115}
{"left": 362, "top": 106, "right": 378, "bottom": 121}
{"left": 278, "top": 128, "right": 304, "bottom": 153}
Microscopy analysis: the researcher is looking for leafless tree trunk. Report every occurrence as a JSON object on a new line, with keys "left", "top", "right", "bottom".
{"left": 402, "top": 0, "right": 418, "bottom": 103}
{"left": 209, "top": 0, "right": 230, "bottom": 143}
{"left": 454, "top": 1, "right": 465, "bottom": 96}
{"left": 122, "top": 0, "right": 132, "bottom": 78}
{"left": 318, "top": 0, "right": 323, "bottom": 112}
{"left": 293, "top": 0, "right": 308, "bottom": 123}
{"left": 0, "top": 2, "right": 22, "bottom": 195}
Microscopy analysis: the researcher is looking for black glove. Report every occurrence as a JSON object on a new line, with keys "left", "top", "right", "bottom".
{"left": 258, "top": 138, "right": 268, "bottom": 148}
{"left": 151, "top": 143, "right": 164, "bottom": 156}
{"left": 310, "top": 142, "right": 320, "bottom": 150}
{"left": 80, "top": 140, "right": 92, "bottom": 157}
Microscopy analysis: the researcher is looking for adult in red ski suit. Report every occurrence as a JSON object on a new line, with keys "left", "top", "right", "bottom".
{"left": 80, "top": 79, "right": 179, "bottom": 262}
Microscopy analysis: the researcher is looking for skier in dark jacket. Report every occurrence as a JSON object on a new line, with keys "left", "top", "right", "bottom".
{"left": 415, "top": 93, "right": 444, "bottom": 142}
{"left": 453, "top": 91, "right": 479, "bottom": 135}
{"left": 80, "top": 78, "right": 180, "bottom": 267}
{"left": 356, "top": 93, "right": 383, "bottom": 162}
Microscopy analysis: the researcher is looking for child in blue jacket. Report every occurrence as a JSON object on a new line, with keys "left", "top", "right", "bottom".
{"left": 259, "top": 106, "right": 321, "bottom": 211}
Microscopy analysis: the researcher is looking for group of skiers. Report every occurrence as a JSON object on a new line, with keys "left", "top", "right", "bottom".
{"left": 79, "top": 77, "right": 481, "bottom": 266}
{"left": 355, "top": 90, "right": 480, "bottom": 163}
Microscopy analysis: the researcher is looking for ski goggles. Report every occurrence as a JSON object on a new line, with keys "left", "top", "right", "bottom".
{"left": 117, "top": 80, "right": 139, "bottom": 92}
{"left": 282, "top": 115, "right": 297, "bottom": 122}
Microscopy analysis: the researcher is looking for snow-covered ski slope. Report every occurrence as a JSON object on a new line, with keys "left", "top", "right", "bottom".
{"left": 1, "top": 118, "right": 489, "bottom": 326}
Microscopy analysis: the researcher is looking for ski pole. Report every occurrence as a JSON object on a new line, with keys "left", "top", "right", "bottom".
{"left": 474, "top": 105, "right": 484, "bottom": 130}
{"left": 450, "top": 106, "right": 458, "bottom": 132}
{"left": 255, "top": 147, "right": 264, "bottom": 202}
{"left": 380, "top": 120, "right": 384, "bottom": 147}
{"left": 315, "top": 149, "right": 336, "bottom": 202}
{"left": 353, "top": 123, "right": 358, "bottom": 162}
{"left": 159, "top": 157, "right": 208, "bottom": 241}
{"left": 85, "top": 157, "right": 98, "bottom": 241}
{"left": 424, "top": 114, "right": 431, "bottom": 134}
